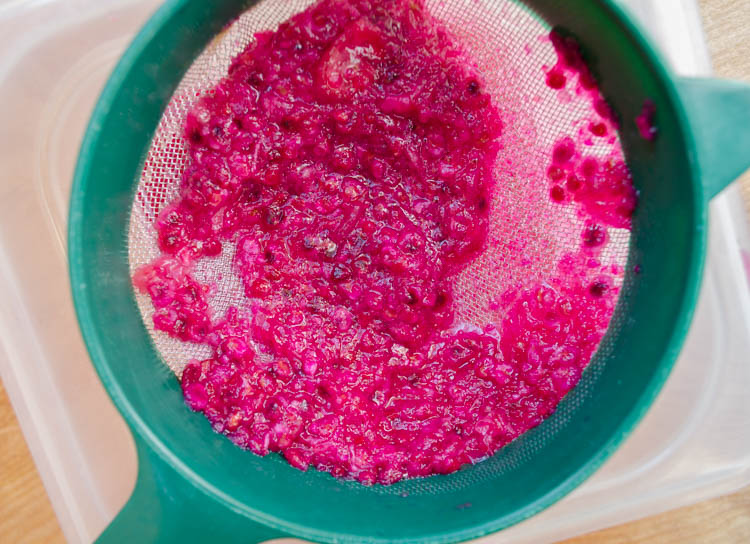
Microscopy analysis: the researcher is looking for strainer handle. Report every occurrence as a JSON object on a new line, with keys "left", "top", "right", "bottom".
{"left": 676, "top": 77, "right": 750, "bottom": 201}
{"left": 95, "top": 435, "right": 288, "bottom": 543}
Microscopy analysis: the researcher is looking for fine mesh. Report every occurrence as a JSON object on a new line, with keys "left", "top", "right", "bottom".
{"left": 128, "top": 0, "right": 631, "bottom": 380}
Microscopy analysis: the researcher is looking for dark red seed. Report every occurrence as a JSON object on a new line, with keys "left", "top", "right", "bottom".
{"left": 566, "top": 174, "right": 581, "bottom": 191}
{"left": 188, "top": 130, "right": 202, "bottom": 144}
{"left": 547, "top": 166, "right": 565, "bottom": 181}
{"left": 546, "top": 70, "right": 566, "bottom": 89}
{"left": 203, "top": 239, "right": 222, "bottom": 256}
{"left": 246, "top": 71, "right": 264, "bottom": 87}
{"left": 552, "top": 139, "right": 575, "bottom": 164}
{"left": 589, "top": 281, "right": 608, "bottom": 297}
{"left": 550, "top": 185, "right": 565, "bottom": 202}
{"left": 589, "top": 122, "right": 607, "bottom": 137}
{"left": 582, "top": 224, "right": 606, "bottom": 247}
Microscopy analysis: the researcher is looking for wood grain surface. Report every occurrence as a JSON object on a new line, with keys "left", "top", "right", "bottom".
{"left": 1, "top": 0, "right": 749, "bottom": 542}
{"left": 1, "top": 381, "right": 65, "bottom": 544}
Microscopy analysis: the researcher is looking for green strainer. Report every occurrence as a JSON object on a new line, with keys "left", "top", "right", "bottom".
{"left": 68, "top": 0, "right": 750, "bottom": 542}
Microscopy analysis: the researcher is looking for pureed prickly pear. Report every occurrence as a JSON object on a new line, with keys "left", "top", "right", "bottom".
{"left": 134, "top": 0, "right": 637, "bottom": 484}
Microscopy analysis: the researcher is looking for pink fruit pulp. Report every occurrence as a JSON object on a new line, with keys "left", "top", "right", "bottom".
{"left": 134, "top": 0, "right": 635, "bottom": 485}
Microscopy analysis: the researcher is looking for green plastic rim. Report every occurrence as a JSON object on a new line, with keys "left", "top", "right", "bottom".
{"left": 68, "top": 0, "right": 750, "bottom": 542}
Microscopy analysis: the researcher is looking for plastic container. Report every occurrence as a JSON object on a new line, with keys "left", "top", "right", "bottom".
{"left": 0, "top": 0, "right": 748, "bottom": 542}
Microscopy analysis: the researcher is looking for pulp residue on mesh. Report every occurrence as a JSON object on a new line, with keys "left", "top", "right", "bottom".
{"left": 133, "top": 0, "right": 636, "bottom": 484}
{"left": 636, "top": 99, "right": 658, "bottom": 141}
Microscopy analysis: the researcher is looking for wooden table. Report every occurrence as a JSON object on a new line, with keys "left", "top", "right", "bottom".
{"left": 2, "top": 0, "right": 749, "bottom": 542}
